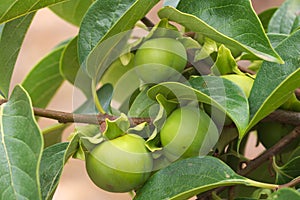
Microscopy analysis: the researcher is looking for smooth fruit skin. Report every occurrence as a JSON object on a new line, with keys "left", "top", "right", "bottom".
{"left": 160, "top": 107, "right": 219, "bottom": 161}
{"left": 101, "top": 55, "right": 135, "bottom": 87}
{"left": 134, "top": 38, "right": 187, "bottom": 83}
{"left": 86, "top": 134, "right": 153, "bottom": 193}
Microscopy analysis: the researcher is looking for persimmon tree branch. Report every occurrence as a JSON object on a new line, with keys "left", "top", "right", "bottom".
{"left": 278, "top": 176, "right": 300, "bottom": 189}
{"left": 239, "top": 125, "right": 300, "bottom": 176}
{"left": 0, "top": 99, "right": 151, "bottom": 126}
{"left": 263, "top": 109, "right": 300, "bottom": 126}
{"left": 0, "top": 98, "right": 299, "bottom": 126}
{"left": 197, "top": 126, "right": 300, "bottom": 199}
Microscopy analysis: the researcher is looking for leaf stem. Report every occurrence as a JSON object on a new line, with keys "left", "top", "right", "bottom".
{"left": 245, "top": 179, "right": 278, "bottom": 190}
{"left": 92, "top": 79, "right": 105, "bottom": 114}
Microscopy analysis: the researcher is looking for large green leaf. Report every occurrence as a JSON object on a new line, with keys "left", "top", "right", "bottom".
{"left": 50, "top": 0, "right": 94, "bottom": 26}
{"left": 269, "top": 188, "right": 300, "bottom": 199}
{"left": 22, "top": 46, "right": 65, "bottom": 108}
{"left": 158, "top": 0, "right": 283, "bottom": 63}
{"left": 78, "top": 0, "right": 159, "bottom": 66}
{"left": 0, "top": 13, "right": 34, "bottom": 98}
{"left": 258, "top": 8, "right": 277, "bottom": 31}
{"left": 39, "top": 142, "right": 68, "bottom": 200}
{"left": 275, "top": 156, "right": 300, "bottom": 184}
{"left": 247, "top": 30, "right": 300, "bottom": 133}
{"left": 60, "top": 36, "right": 92, "bottom": 97}
{"left": 268, "top": 0, "right": 300, "bottom": 34}
{"left": 267, "top": 33, "right": 289, "bottom": 48}
{"left": 134, "top": 156, "right": 277, "bottom": 200}
{"left": 128, "top": 87, "right": 157, "bottom": 118}
{"left": 39, "top": 135, "right": 80, "bottom": 200}
{"left": 148, "top": 76, "right": 249, "bottom": 138}
{"left": 0, "top": 0, "right": 68, "bottom": 24}
{"left": 0, "top": 85, "right": 43, "bottom": 200}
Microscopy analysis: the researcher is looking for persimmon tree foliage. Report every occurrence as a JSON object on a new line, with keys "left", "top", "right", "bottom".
{"left": 1, "top": 0, "right": 300, "bottom": 199}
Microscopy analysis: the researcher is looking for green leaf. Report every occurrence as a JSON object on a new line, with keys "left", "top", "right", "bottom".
{"left": 74, "top": 83, "right": 113, "bottom": 114}
{"left": 42, "top": 123, "right": 69, "bottom": 148}
{"left": 0, "top": 0, "right": 68, "bottom": 24}
{"left": 103, "top": 114, "right": 129, "bottom": 140}
{"left": 194, "top": 37, "right": 217, "bottom": 61}
{"left": 78, "top": 0, "right": 159, "bottom": 65}
{"left": 273, "top": 148, "right": 300, "bottom": 184}
{"left": 268, "top": 0, "right": 300, "bottom": 34}
{"left": 258, "top": 8, "right": 277, "bottom": 31}
{"left": 0, "top": 13, "right": 34, "bottom": 98}
{"left": 163, "top": 0, "right": 180, "bottom": 7}
{"left": 50, "top": 0, "right": 93, "bottom": 26}
{"left": 39, "top": 142, "right": 68, "bottom": 200}
{"left": 100, "top": 54, "right": 135, "bottom": 87}
{"left": 97, "top": 83, "right": 113, "bottom": 114}
{"left": 73, "top": 125, "right": 102, "bottom": 154}
{"left": 148, "top": 76, "right": 249, "bottom": 138}
{"left": 267, "top": 33, "right": 288, "bottom": 48}
{"left": 39, "top": 135, "right": 80, "bottom": 200}
{"left": 211, "top": 45, "right": 242, "bottom": 76}
{"left": 0, "top": 85, "right": 43, "bottom": 200}
{"left": 269, "top": 188, "right": 300, "bottom": 199}
{"left": 22, "top": 46, "right": 65, "bottom": 108}
{"left": 247, "top": 30, "right": 300, "bottom": 133}
{"left": 275, "top": 158, "right": 300, "bottom": 184}
{"left": 159, "top": 1, "right": 283, "bottom": 63}
{"left": 134, "top": 156, "right": 277, "bottom": 200}
{"left": 60, "top": 36, "right": 92, "bottom": 97}
{"left": 128, "top": 87, "right": 158, "bottom": 118}
{"left": 144, "top": 94, "right": 178, "bottom": 153}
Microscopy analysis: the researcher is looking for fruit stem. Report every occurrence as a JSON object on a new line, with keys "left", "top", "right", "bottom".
{"left": 92, "top": 78, "right": 106, "bottom": 114}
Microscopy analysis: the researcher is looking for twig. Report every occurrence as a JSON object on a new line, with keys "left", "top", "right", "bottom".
{"left": 1, "top": 98, "right": 299, "bottom": 127}
{"left": 197, "top": 126, "right": 300, "bottom": 199}
{"left": 278, "top": 176, "right": 300, "bottom": 189}
{"left": 141, "top": 17, "right": 154, "bottom": 28}
{"left": 238, "top": 126, "right": 300, "bottom": 176}
{"left": 0, "top": 99, "right": 151, "bottom": 126}
{"left": 263, "top": 109, "right": 300, "bottom": 126}
{"left": 238, "top": 65, "right": 256, "bottom": 75}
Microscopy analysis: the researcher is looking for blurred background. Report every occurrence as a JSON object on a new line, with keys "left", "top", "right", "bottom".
{"left": 10, "top": 0, "right": 284, "bottom": 199}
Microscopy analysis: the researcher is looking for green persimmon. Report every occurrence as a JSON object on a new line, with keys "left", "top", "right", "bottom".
{"left": 85, "top": 134, "right": 153, "bottom": 193}
{"left": 100, "top": 54, "right": 135, "bottom": 87}
{"left": 160, "top": 107, "right": 219, "bottom": 161}
{"left": 257, "top": 122, "right": 299, "bottom": 152}
{"left": 134, "top": 37, "right": 187, "bottom": 83}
